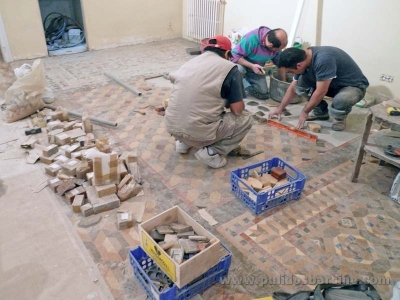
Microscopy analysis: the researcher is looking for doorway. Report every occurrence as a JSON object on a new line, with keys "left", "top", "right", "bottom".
{"left": 38, "top": 0, "right": 87, "bottom": 56}
{"left": 0, "top": 11, "right": 12, "bottom": 63}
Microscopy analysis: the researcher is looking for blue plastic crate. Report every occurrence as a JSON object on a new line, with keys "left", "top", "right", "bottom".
{"left": 129, "top": 244, "right": 232, "bottom": 300}
{"left": 230, "top": 157, "right": 306, "bottom": 214}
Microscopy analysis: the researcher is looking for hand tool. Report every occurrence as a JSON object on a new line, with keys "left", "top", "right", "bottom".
{"left": 267, "top": 119, "right": 318, "bottom": 141}
{"left": 242, "top": 150, "right": 264, "bottom": 160}
{"left": 25, "top": 127, "right": 42, "bottom": 135}
{"left": 228, "top": 147, "right": 264, "bottom": 160}
{"left": 384, "top": 145, "right": 400, "bottom": 157}
{"left": 387, "top": 107, "right": 400, "bottom": 116}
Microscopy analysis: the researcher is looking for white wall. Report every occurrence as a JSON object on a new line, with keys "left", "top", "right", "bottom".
{"left": 224, "top": 0, "right": 400, "bottom": 100}
{"left": 320, "top": 0, "right": 400, "bottom": 100}
{"left": 223, "top": 0, "right": 297, "bottom": 38}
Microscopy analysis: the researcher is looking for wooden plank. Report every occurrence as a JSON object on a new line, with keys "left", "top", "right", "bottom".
{"left": 351, "top": 112, "right": 373, "bottom": 182}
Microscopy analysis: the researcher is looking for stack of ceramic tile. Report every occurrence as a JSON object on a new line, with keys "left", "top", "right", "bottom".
{"left": 270, "top": 167, "right": 287, "bottom": 181}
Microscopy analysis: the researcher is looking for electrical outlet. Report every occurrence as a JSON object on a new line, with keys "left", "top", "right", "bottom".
{"left": 380, "top": 74, "right": 394, "bottom": 82}
{"left": 168, "top": 21, "right": 172, "bottom": 28}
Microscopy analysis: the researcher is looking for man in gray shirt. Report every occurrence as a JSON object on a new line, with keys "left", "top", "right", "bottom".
{"left": 268, "top": 46, "right": 369, "bottom": 131}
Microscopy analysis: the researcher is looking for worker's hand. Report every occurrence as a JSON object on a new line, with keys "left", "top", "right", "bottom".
{"left": 251, "top": 64, "right": 265, "bottom": 75}
{"left": 296, "top": 110, "right": 308, "bottom": 129}
{"left": 268, "top": 108, "right": 283, "bottom": 121}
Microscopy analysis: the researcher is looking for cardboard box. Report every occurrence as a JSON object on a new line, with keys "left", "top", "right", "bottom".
{"left": 139, "top": 206, "right": 220, "bottom": 288}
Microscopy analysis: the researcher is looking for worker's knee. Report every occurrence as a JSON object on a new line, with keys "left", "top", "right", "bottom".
{"left": 253, "top": 84, "right": 269, "bottom": 95}
{"left": 237, "top": 113, "right": 254, "bottom": 131}
{"left": 332, "top": 87, "right": 364, "bottom": 110}
{"left": 295, "top": 85, "right": 311, "bottom": 99}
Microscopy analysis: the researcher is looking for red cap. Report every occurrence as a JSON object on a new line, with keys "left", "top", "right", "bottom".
{"left": 205, "top": 35, "right": 232, "bottom": 51}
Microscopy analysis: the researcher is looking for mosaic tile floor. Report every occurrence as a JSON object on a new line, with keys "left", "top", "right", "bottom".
{"left": 1, "top": 40, "right": 399, "bottom": 299}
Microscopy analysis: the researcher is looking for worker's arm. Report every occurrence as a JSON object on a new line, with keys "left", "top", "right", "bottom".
{"left": 231, "top": 36, "right": 265, "bottom": 75}
{"left": 221, "top": 66, "right": 247, "bottom": 115}
{"left": 229, "top": 100, "right": 245, "bottom": 115}
{"left": 237, "top": 58, "right": 264, "bottom": 75}
{"left": 268, "top": 80, "right": 298, "bottom": 121}
{"left": 278, "top": 67, "right": 286, "bottom": 82}
{"left": 296, "top": 79, "right": 332, "bottom": 129}
{"left": 271, "top": 53, "right": 286, "bottom": 81}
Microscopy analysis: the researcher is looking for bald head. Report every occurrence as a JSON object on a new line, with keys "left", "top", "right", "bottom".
{"left": 266, "top": 28, "right": 288, "bottom": 51}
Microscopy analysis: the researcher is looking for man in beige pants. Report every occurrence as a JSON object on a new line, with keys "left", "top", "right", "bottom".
{"left": 165, "top": 35, "right": 253, "bottom": 168}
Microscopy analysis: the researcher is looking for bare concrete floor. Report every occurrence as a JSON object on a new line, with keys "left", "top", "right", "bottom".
{"left": 0, "top": 122, "right": 114, "bottom": 300}
{"left": 0, "top": 39, "right": 399, "bottom": 300}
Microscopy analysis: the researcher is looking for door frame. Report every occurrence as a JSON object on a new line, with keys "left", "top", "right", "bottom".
{"left": 0, "top": 11, "right": 13, "bottom": 62}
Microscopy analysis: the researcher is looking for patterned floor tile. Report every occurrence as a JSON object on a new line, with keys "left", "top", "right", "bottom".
{"left": 2, "top": 40, "right": 399, "bottom": 300}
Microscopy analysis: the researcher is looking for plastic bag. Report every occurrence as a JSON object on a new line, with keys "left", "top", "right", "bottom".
{"left": 14, "top": 63, "right": 32, "bottom": 79}
{"left": 228, "top": 27, "right": 250, "bottom": 45}
{"left": 4, "top": 59, "right": 46, "bottom": 123}
{"left": 42, "top": 87, "right": 55, "bottom": 104}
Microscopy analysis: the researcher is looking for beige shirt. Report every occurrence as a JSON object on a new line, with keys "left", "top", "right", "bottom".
{"left": 165, "top": 51, "right": 235, "bottom": 141}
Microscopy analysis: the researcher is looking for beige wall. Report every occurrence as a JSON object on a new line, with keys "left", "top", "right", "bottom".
{"left": 0, "top": 0, "right": 182, "bottom": 60}
{"left": 0, "top": 1, "right": 47, "bottom": 60}
{"left": 81, "top": 0, "right": 182, "bottom": 50}
{"left": 223, "top": 0, "right": 400, "bottom": 100}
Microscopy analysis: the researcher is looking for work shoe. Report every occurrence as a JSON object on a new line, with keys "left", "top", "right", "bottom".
{"left": 175, "top": 140, "right": 191, "bottom": 154}
{"left": 195, "top": 147, "right": 227, "bottom": 168}
{"left": 306, "top": 109, "right": 330, "bottom": 121}
{"left": 332, "top": 118, "right": 346, "bottom": 131}
{"left": 228, "top": 146, "right": 242, "bottom": 156}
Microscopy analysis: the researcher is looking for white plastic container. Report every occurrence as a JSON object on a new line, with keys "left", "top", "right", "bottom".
{"left": 390, "top": 172, "right": 400, "bottom": 204}
{"left": 68, "top": 29, "right": 81, "bottom": 44}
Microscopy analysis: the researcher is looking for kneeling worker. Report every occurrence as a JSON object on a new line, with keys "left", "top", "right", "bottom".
{"left": 165, "top": 35, "right": 253, "bottom": 168}
{"left": 268, "top": 46, "right": 369, "bottom": 131}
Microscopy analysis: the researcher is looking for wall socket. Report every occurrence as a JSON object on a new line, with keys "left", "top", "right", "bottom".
{"left": 168, "top": 21, "right": 172, "bottom": 28}
{"left": 380, "top": 74, "right": 394, "bottom": 82}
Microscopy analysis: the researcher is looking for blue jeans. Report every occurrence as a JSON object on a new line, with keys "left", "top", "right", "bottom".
{"left": 236, "top": 64, "right": 269, "bottom": 99}
{"left": 295, "top": 76, "right": 366, "bottom": 120}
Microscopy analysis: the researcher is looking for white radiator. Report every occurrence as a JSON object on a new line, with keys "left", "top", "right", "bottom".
{"left": 186, "top": 0, "right": 226, "bottom": 43}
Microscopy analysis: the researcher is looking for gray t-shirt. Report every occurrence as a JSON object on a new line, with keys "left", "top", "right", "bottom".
{"left": 294, "top": 46, "right": 369, "bottom": 94}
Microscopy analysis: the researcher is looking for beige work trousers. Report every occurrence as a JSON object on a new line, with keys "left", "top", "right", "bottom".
{"left": 174, "top": 112, "right": 253, "bottom": 156}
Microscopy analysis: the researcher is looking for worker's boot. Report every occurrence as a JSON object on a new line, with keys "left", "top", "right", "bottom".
{"left": 306, "top": 108, "right": 330, "bottom": 121}
{"left": 195, "top": 147, "right": 227, "bottom": 168}
{"left": 227, "top": 145, "right": 241, "bottom": 156}
{"left": 329, "top": 106, "right": 348, "bottom": 131}
{"left": 175, "top": 140, "right": 191, "bottom": 154}
{"left": 332, "top": 118, "right": 346, "bottom": 131}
